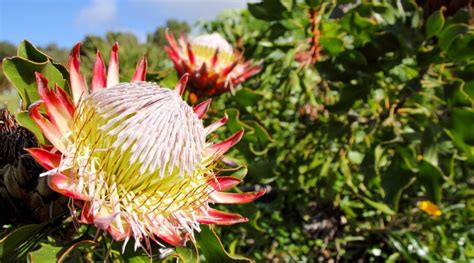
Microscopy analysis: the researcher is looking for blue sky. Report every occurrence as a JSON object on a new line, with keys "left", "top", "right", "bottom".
{"left": 0, "top": 0, "right": 250, "bottom": 48}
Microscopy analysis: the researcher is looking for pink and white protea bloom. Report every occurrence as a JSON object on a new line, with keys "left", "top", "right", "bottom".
{"left": 26, "top": 43, "right": 265, "bottom": 249}
{"left": 165, "top": 32, "right": 261, "bottom": 102}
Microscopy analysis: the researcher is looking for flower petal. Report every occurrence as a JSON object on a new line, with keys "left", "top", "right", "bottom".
{"left": 108, "top": 217, "right": 131, "bottom": 241}
{"left": 208, "top": 128, "right": 244, "bottom": 155}
{"left": 156, "top": 227, "right": 186, "bottom": 247}
{"left": 165, "top": 30, "right": 180, "bottom": 52}
{"left": 175, "top": 73, "right": 189, "bottom": 96}
{"left": 211, "top": 49, "right": 219, "bottom": 67}
{"left": 48, "top": 173, "right": 88, "bottom": 200}
{"left": 186, "top": 42, "right": 195, "bottom": 65}
{"left": 107, "top": 42, "right": 120, "bottom": 87}
{"left": 92, "top": 51, "right": 107, "bottom": 92}
{"left": 94, "top": 208, "right": 118, "bottom": 230}
{"left": 131, "top": 55, "right": 148, "bottom": 83}
{"left": 197, "top": 207, "right": 248, "bottom": 225}
{"left": 221, "top": 58, "right": 239, "bottom": 77}
{"left": 28, "top": 101, "right": 67, "bottom": 152}
{"left": 35, "top": 73, "right": 74, "bottom": 136}
{"left": 25, "top": 148, "right": 61, "bottom": 170}
{"left": 193, "top": 99, "right": 211, "bottom": 119}
{"left": 234, "top": 63, "right": 262, "bottom": 84}
{"left": 204, "top": 113, "right": 228, "bottom": 135}
{"left": 210, "top": 190, "right": 266, "bottom": 204}
{"left": 80, "top": 201, "right": 94, "bottom": 224}
{"left": 208, "top": 176, "right": 241, "bottom": 191}
{"left": 68, "top": 43, "right": 87, "bottom": 105}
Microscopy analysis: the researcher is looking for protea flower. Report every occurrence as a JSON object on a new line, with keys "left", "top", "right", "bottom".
{"left": 26, "top": 43, "right": 265, "bottom": 250}
{"left": 165, "top": 32, "right": 261, "bottom": 102}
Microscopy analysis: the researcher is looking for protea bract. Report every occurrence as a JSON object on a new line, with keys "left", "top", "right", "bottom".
{"left": 165, "top": 32, "right": 261, "bottom": 102}
{"left": 26, "top": 43, "right": 265, "bottom": 250}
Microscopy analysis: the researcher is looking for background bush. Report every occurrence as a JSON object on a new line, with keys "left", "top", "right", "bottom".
{"left": 200, "top": 0, "right": 474, "bottom": 261}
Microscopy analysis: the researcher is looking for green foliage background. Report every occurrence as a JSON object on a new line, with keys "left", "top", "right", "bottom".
{"left": 1, "top": 0, "right": 473, "bottom": 262}
{"left": 200, "top": 0, "right": 474, "bottom": 261}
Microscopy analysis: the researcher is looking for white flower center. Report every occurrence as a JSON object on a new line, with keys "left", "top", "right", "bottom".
{"left": 191, "top": 33, "right": 234, "bottom": 54}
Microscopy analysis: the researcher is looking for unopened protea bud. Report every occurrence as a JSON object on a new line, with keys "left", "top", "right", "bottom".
{"left": 0, "top": 107, "right": 67, "bottom": 225}
{"left": 165, "top": 32, "right": 261, "bottom": 102}
{"left": 0, "top": 107, "right": 37, "bottom": 166}
{"left": 27, "top": 43, "right": 264, "bottom": 250}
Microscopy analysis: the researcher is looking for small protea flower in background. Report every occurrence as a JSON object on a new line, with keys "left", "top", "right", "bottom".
{"left": 0, "top": 107, "right": 67, "bottom": 225}
{"left": 165, "top": 32, "right": 261, "bottom": 102}
{"left": 27, "top": 43, "right": 264, "bottom": 250}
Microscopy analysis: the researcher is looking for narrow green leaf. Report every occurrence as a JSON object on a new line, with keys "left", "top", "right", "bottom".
{"left": 0, "top": 224, "right": 45, "bottom": 261}
{"left": 361, "top": 196, "right": 396, "bottom": 215}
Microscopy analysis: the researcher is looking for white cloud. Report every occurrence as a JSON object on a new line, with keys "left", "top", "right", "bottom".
{"left": 76, "top": 0, "right": 118, "bottom": 29}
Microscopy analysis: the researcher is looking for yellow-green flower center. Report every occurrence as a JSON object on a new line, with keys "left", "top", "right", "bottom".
{"left": 191, "top": 33, "right": 236, "bottom": 70}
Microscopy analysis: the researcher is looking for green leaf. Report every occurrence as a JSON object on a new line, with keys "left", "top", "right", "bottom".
{"left": 339, "top": 50, "right": 368, "bottom": 66}
{"left": 16, "top": 111, "right": 46, "bottom": 144}
{"left": 17, "top": 40, "right": 50, "bottom": 63}
{"left": 248, "top": 0, "right": 287, "bottom": 21}
{"left": 0, "top": 224, "right": 45, "bottom": 261}
{"left": 57, "top": 240, "right": 97, "bottom": 262}
{"left": 220, "top": 165, "right": 248, "bottom": 180}
{"left": 446, "top": 32, "right": 474, "bottom": 61}
{"left": 172, "top": 246, "right": 199, "bottom": 263}
{"left": 2, "top": 57, "right": 67, "bottom": 108}
{"left": 348, "top": 151, "right": 364, "bottom": 165}
{"left": 16, "top": 40, "right": 70, "bottom": 84}
{"left": 418, "top": 160, "right": 443, "bottom": 204}
{"left": 280, "top": 0, "right": 293, "bottom": 11}
{"left": 319, "top": 37, "right": 345, "bottom": 56}
{"left": 361, "top": 196, "right": 396, "bottom": 215}
{"left": 196, "top": 226, "right": 251, "bottom": 263}
{"left": 305, "top": 0, "right": 321, "bottom": 8}
{"left": 233, "top": 88, "right": 263, "bottom": 108}
{"left": 438, "top": 24, "right": 469, "bottom": 51}
{"left": 29, "top": 243, "right": 62, "bottom": 262}
{"left": 226, "top": 108, "right": 272, "bottom": 148}
{"left": 381, "top": 158, "right": 416, "bottom": 211}
{"left": 447, "top": 107, "right": 474, "bottom": 163}
{"left": 425, "top": 8, "right": 445, "bottom": 39}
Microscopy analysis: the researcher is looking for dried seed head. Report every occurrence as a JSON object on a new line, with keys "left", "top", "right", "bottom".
{"left": 0, "top": 107, "right": 38, "bottom": 166}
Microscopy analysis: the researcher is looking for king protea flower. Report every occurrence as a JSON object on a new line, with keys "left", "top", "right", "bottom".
{"left": 165, "top": 32, "right": 261, "bottom": 102}
{"left": 26, "top": 43, "right": 265, "bottom": 250}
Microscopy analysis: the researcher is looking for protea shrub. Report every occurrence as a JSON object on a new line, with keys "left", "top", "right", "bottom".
{"left": 165, "top": 32, "right": 261, "bottom": 102}
{"left": 26, "top": 43, "right": 265, "bottom": 251}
